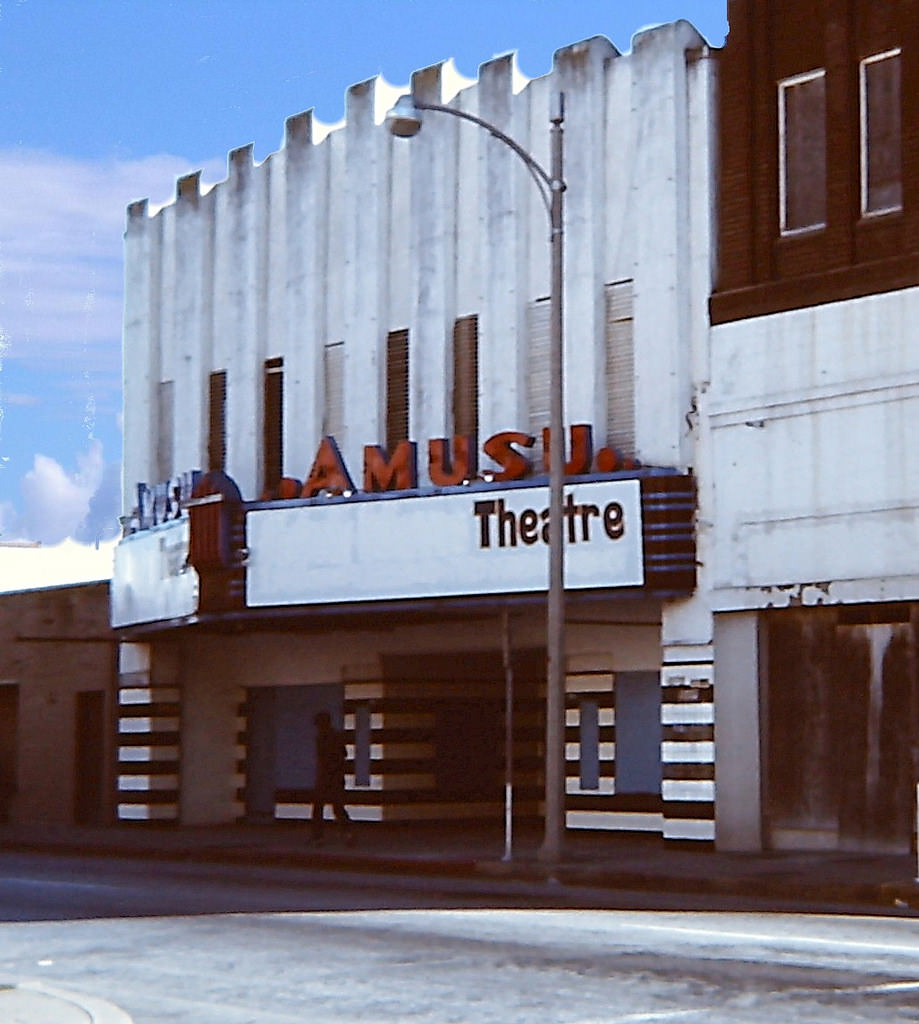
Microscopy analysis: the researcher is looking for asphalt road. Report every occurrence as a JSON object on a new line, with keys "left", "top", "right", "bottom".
{"left": 0, "top": 852, "right": 918, "bottom": 1023}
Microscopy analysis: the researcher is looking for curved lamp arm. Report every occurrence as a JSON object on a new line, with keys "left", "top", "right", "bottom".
{"left": 386, "top": 94, "right": 565, "bottom": 220}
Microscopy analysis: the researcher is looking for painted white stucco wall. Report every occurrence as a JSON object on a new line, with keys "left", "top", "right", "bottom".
{"left": 120, "top": 22, "right": 717, "bottom": 513}
{"left": 707, "top": 286, "right": 919, "bottom": 610}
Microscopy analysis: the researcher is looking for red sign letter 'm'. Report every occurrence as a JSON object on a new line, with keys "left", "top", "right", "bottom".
{"left": 363, "top": 441, "right": 418, "bottom": 492}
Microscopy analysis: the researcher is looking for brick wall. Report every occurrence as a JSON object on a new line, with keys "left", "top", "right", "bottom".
{"left": 712, "top": 0, "right": 919, "bottom": 322}
{"left": 0, "top": 583, "right": 117, "bottom": 825}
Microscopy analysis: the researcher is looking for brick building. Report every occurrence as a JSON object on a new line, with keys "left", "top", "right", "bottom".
{"left": 706, "top": 0, "right": 919, "bottom": 853}
{"left": 0, "top": 581, "right": 117, "bottom": 827}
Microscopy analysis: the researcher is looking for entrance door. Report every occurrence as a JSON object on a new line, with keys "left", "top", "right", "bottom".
{"left": 74, "top": 690, "right": 106, "bottom": 825}
{"left": 614, "top": 671, "right": 662, "bottom": 795}
{"left": 0, "top": 685, "right": 18, "bottom": 823}
{"left": 767, "top": 609, "right": 918, "bottom": 852}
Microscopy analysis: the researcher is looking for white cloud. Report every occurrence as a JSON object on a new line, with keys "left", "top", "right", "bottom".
{"left": 0, "top": 147, "right": 223, "bottom": 542}
{"left": 0, "top": 500, "right": 17, "bottom": 541}
{"left": 1, "top": 392, "right": 38, "bottom": 407}
{"left": 19, "top": 441, "right": 105, "bottom": 545}
{"left": 0, "top": 148, "right": 224, "bottom": 375}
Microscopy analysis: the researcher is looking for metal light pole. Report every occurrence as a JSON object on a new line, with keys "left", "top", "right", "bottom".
{"left": 387, "top": 91, "right": 568, "bottom": 865}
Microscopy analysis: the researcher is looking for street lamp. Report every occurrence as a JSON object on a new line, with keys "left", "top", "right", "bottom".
{"left": 386, "top": 91, "right": 568, "bottom": 865}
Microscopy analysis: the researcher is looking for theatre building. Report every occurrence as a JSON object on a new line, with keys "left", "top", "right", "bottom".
{"left": 112, "top": 24, "right": 717, "bottom": 841}
{"left": 708, "top": 0, "right": 919, "bottom": 853}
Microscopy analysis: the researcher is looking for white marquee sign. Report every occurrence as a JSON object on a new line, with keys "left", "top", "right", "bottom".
{"left": 246, "top": 479, "right": 643, "bottom": 607}
{"left": 111, "top": 519, "right": 198, "bottom": 627}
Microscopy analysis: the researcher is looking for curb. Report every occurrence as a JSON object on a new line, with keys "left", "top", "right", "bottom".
{"left": 4, "top": 834, "right": 919, "bottom": 913}
{"left": 0, "top": 979, "right": 133, "bottom": 1023}
{"left": 475, "top": 859, "right": 919, "bottom": 911}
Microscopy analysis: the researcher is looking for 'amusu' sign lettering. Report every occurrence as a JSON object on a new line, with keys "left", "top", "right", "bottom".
{"left": 262, "top": 424, "right": 636, "bottom": 500}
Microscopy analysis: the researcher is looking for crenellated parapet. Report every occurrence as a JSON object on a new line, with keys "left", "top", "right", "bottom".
{"left": 122, "top": 23, "right": 718, "bottom": 518}
{"left": 123, "top": 27, "right": 710, "bottom": 227}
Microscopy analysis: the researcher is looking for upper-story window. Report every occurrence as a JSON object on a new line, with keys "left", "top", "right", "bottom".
{"left": 604, "top": 280, "right": 635, "bottom": 458}
{"left": 779, "top": 69, "right": 827, "bottom": 234}
{"left": 207, "top": 370, "right": 227, "bottom": 473}
{"left": 860, "top": 49, "right": 902, "bottom": 217}
{"left": 263, "top": 357, "right": 283, "bottom": 493}
{"left": 322, "top": 341, "right": 345, "bottom": 440}
{"left": 452, "top": 315, "right": 479, "bottom": 443}
{"left": 156, "top": 380, "right": 174, "bottom": 481}
{"left": 385, "top": 329, "right": 409, "bottom": 453}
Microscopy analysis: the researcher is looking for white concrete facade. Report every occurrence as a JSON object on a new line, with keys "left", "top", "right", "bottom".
{"left": 115, "top": 24, "right": 718, "bottom": 836}
{"left": 122, "top": 23, "right": 715, "bottom": 503}
{"left": 705, "top": 286, "right": 919, "bottom": 853}
{"left": 708, "top": 287, "right": 919, "bottom": 611}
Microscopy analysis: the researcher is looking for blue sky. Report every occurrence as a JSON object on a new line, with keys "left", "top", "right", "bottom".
{"left": 0, "top": 0, "right": 728, "bottom": 545}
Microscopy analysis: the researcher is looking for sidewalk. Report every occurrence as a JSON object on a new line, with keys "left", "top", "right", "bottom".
{"left": 0, "top": 980, "right": 133, "bottom": 1023}
{"left": 1, "top": 819, "right": 918, "bottom": 912}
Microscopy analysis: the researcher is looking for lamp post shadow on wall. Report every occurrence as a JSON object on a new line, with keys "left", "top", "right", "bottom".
{"left": 386, "top": 91, "right": 568, "bottom": 866}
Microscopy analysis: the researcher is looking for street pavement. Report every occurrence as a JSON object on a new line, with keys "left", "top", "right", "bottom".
{"left": 0, "top": 832, "right": 918, "bottom": 1023}
{"left": 2, "top": 864, "right": 919, "bottom": 1023}
{"left": 0, "top": 818, "right": 917, "bottom": 913}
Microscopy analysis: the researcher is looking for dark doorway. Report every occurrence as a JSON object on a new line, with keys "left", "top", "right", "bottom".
{"left": 244, "top": 684, "right": 343, "bottom": 820}
{"left": 74, "top": 690, "right": 106, "bottom": 825}
{"left": 382, "top": 648, "right": 545, "bottom": 822}
{"left": 434, "top": 697, "right": 502, "bottom": 799}
{"left": 767, "top": 608, "right": 918, "bottom": 852}
{"left": 0, "top": 685, "right": 18, "bottom": 823}
{"left": 244, "top": 687, "right": 277, "bottom": 822}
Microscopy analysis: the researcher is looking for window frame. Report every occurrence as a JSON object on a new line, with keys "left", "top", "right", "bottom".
{"left": 859, "top": 47, "right": 903, "bottom": 219}
{"left": 778, "top": 67, "right": 827, "bottom": 236}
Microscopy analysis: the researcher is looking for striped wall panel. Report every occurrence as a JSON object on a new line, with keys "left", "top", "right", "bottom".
{"left": 661, "top": 662, "right": 715, "bottom": 841}
{"left": 350, "top": 677, "right": 541, "bottom": 824}
{"left": 564, "top": 673, "right": 663, "bottom": 833}
{"left": 230, "top": 698, "right": 246, "bottom": 821}
{"left": 116, "top": 670, "right": 181, "bottom": 822}
{"left": 234, "top": 696, "right": 248, "bottom": 819}
{"left": 234, "top": 660, "right": 701, "bottom": 836}
{"left": 351, "top": 658, "right": 546, "bottom": 825}
{"left": 640, "top": 475, "right": 697, "bottom": 597}
{"left": 341, "top": 683, "right": 391, "bottom": 822}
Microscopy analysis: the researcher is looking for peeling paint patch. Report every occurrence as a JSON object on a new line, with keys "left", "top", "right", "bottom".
{"left": 757, "top": 581, "right": 837, "bottom": 608}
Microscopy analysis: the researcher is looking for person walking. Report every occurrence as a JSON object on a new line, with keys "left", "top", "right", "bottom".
{"left": 311, "top": 711, "right": 353, "bottom": 844}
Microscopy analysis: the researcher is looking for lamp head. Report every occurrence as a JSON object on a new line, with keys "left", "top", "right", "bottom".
{"left": 386, "top": 95, "right": 423, "bottom": 138}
